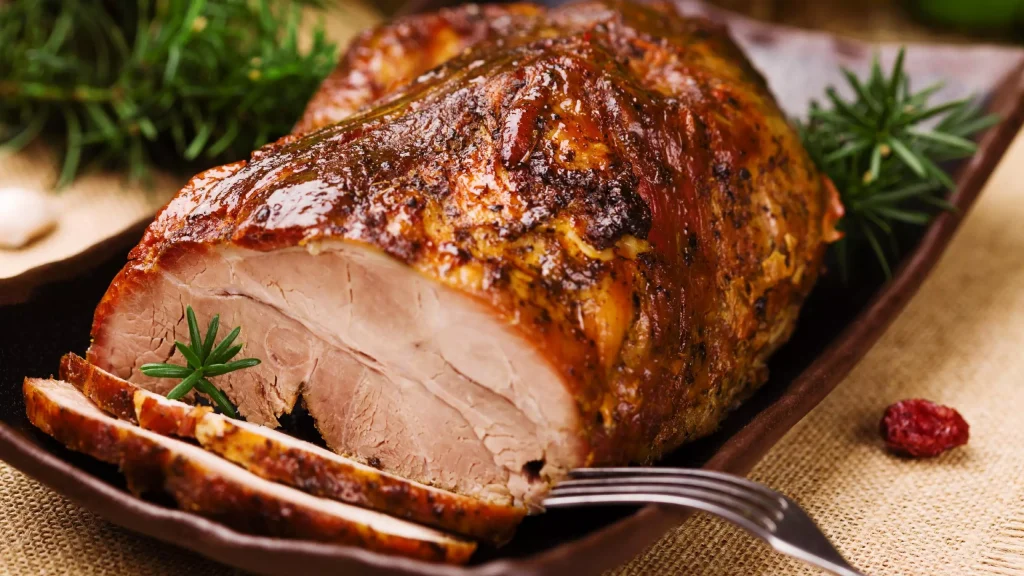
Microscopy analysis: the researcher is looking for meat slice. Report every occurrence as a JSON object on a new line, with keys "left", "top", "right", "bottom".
{"left": 23, "top": 378, "right": 476, "bottom": 564}
{"left": 59, "top": 353, "right": 525, "bottom": 544}
{"left": 87, "top": 1, "right": 842, "bottom": 509}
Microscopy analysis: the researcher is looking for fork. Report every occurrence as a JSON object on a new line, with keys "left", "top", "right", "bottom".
{"left": 543, "top": 468, "right": 868, "bottom": 576}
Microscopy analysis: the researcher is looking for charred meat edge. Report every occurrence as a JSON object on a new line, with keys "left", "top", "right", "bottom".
{"left": 23, "top": 378, "right": 476, "bottom": 564}
{"left": 60, "top": 353, "right": 525, "bottom": 544}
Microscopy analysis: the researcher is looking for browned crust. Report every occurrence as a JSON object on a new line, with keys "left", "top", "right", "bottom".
{"left": 23, "top": 378, "right": 476, "bottom": 564}
{"left": 90, "top": 0, "right": 837, "bottom": 471}
{"left": 59, "top": 353, "right": 138, "bottom": 422}
{"left": 60, "top": 353, "right": 207, "bottom": 436}
{"left": 195, "top": 417, "right": 526, "bottom": 545}
{"left": 60, "top": 353, "right": 525, "bottom": 544}
{"left": 293, "top": 3, "right": 545, "bottom": 134}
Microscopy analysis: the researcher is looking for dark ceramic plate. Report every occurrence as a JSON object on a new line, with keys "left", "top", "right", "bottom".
{"left": 1, "top": 3, "right": 1022, "bottom": 575}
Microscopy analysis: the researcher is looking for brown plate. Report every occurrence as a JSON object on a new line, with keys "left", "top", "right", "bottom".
{"left": 1, "top": 2, "right": 1022, "bottom": 575}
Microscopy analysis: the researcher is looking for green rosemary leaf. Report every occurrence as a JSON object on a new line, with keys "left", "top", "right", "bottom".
{"left": 897, "top": 98, "right": 970, "bottom": 127}
{"left": 826, "top": 87, "right": 871, "bottom": 127}
{"left": 166, "top": 370, "right": 202, "bottom": 400}
{"left": 196, "top": 377, "right": 238, "bottom": 419}
{"left": 920, "top": 195, "right": 958, "bottom": 212}
{"left": 83, "top": 103, "right": 117, "bottom": 141}
{"left": 57, "top": 107, "right": 83, "bottom": 188}
{"left": 207, "top": 326, "right": 241, "bottom": 365}
{"left": 919, "top": 154, "right": 956, "bottom": 190}
{"left": 223, "top": 358, "right": 261, "bottom": 371}
{"left": 202, "top": 358, "right": 260, "bottom": 377}
{"left": 210, "top": 344, "right": 244, "bottom": 367}
{"left": 861, "top": 223, "right": 892, "bottom": 279}
{"left": 862, "top": 210, "right": 893, "bottom": 235}
{"left": 904, "top": 81, "right": 944, "bottom": 110}
{"left": 175, "top": 341, "right": 203, "bottom": 370}
{"left": 205, "top": 118, "right": 239, "bottom": 158}
{"left": 907, "top": 128, "right": 977, "bottom": 152}
{"left": 184, "top": 121, "right": 213, "bottom": 161}
{"left": 824, "top": 139, "right": 871, "bottom": 163}
{"left": 854, "top": 182, "right": 937, "bottom": 207}
{"left": 139, "top": 364, "right": 194, "bottom": 379}
{"left": 874, "top": 206, "right": 931, "bottom": 225}
{"left": 942, "top": 113, "right": 1000, "bottom": 138}
{"left": 841, "top": 67, "right": 881, "bottom": 113}
{"left": 868, "top": 144, "right": 883, "bottom": 182}
{"left": 186, "top": 306, "right": 203, "bottom": 356}
{"left": 1, "top": 109, "right": 48, "bottom": 154}
{"left": 886, "top": 137, "right": 926, "bottom": 177}
{"left": 200, "top": 314, "right": 220, "bottom": 362}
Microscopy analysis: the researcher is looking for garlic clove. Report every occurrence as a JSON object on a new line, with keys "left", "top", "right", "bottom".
{"left": 0, "top": 187, "right": 58, "bottom": 249}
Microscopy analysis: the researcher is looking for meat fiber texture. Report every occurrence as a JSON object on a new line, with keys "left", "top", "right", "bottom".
{"left": 87, "top": 0, "right": 842, "bottom": 510}
{"left": 59, "top": 353, "right": 525, "bottom": 544}
{"left": 23, "top": 378, "right": 476, "bottom": 563}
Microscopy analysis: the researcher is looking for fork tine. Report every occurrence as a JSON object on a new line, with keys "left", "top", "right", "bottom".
{"left": 554, "top": 476, "right": 784, "bottom": 521}
{"left": 548, "top": 483, "right": 777, "bottom": 531}
{"left": 570, "top": 467, "right": 786, "bottom": 505}
{"left": 544, "top": 486, "right": 776, "bottom": 537}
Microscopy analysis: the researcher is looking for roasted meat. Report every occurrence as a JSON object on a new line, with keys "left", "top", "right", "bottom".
{"left": 23, "top": 378, "right": 476, "bottom": 563}
{"left": 87, "top": 0, "right": 841, "bottom": 509}
{"left": 59, "top": 353, "right": 525, "bottom": 544}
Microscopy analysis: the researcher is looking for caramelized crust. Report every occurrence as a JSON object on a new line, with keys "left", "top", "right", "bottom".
{"left": 194, "top": 416, "right": 525, "bottom": 544}
{"left": 294, "top": 4, "right": 544, "bottom": 134}
{"left": 92, "top": 0, "right": 841, "bottom": 471}
{"left": 23, "top": 378, "right": 476, "bottom": 563}
{"left": 59, "top": 353, "right": 525, "bottom": 544}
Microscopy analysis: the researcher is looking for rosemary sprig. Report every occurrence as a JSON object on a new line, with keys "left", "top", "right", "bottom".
{"left": 799, "top": 48, "right": 999, "bottom": 279}
{"left": 0, "top": 0, "right": 337, "bottom": 187}
{"left": 140, "top": 306, "right": 260, "bottom": 418}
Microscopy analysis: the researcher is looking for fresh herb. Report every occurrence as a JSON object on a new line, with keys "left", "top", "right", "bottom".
{"left": 140, "top": 306, "right": 260, "bottom": 418}
{"left": 799, "top": 48, "right": 999, "bottom": 278}
{"left": 0, "top": 0, "right": 337, "bottom": 187}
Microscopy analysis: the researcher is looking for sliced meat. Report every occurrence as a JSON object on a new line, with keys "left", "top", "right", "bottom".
{"left": 61, "top": 353, "right": 209, "bottom": 436}
{"left": 23, "top": 378, "right": 476, "bottom": 564}
{"left": 194, "top": 415, "right": 524, "bottom": 545}
{"left": 60, "top": 353, "right": 525, "bottom": 544}
{"left": 87, "top": 2, "right": 841, "bottom": 509}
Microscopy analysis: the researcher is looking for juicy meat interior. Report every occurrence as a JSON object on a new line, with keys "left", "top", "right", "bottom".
{"left": 88, "top": 0, "right": 841, "bottom": 508}
{"left": 92, "top": 243, "right": 579, "bottom": 507}
{"left": 23, "top": 378, "right": 476, "bottom": 564}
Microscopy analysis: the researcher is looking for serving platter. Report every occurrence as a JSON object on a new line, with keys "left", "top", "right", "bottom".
{"left": 0, "top": 2, "right": 1022, "bottom": 575}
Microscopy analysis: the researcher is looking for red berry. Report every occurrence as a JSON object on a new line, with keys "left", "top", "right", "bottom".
{"left": 879, "top": 399, "right": 969, "bottom": 458}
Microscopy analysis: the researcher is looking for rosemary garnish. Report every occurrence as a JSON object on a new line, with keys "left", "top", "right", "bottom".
{"left": 0, "top": 0, "right": 337, "bottom": 187}
{"left": 799, "top": 48, "right": 999, "bottom": 279}
{"left": 140, "top": 306, "right": 260, "bottom": 418}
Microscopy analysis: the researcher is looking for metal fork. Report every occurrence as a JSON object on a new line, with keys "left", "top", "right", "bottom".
{"left": 543, "top": 468, "right": 868, "bottom": 576}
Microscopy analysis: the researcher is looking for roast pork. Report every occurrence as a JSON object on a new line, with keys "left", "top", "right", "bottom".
{"left": 60, "top": 353, "right": 525, "bottom": 544}
{"left": 87, "top": 0, "right": 841, "bottom": 509}
{"left": 23, "top": 378, "right": 476, "bottom": 563}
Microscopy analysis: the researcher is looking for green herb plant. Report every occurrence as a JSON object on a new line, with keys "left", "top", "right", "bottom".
{"left": 0, "top": 0, "right": 337, "bottom": 187}
{"left": 799, "top": 48, "right": 999, "bottom": 278}
{"left": 140, "top": 306, "right": 260, "bottom": 418}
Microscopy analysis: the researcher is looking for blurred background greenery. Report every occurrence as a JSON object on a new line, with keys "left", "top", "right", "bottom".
{"left": 703, "top": 0, "right": 1024, "bottom": 41}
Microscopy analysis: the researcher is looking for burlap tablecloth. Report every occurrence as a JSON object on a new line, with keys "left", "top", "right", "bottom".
{"left": 2, "top": 133, "right": 1021, "bottom": 575}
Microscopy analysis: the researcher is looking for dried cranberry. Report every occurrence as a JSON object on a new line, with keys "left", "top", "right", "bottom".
{"left": 880, "top": 399, "right": 969, "bottom": 458}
